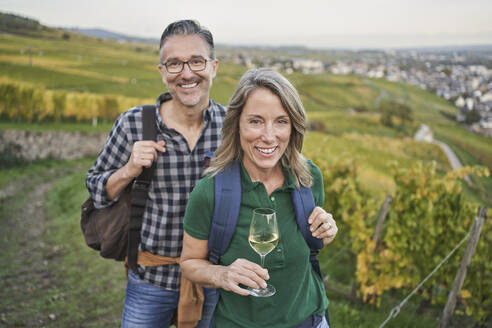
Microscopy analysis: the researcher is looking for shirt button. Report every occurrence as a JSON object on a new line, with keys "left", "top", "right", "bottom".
{"left": 271, "top": 196, "right": 275, "bottom": 201}
{"left": 277, "top": 248, "right": 282, "bottom": 253}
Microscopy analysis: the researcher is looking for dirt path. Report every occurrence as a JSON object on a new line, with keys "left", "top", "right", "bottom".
{"left": 0, "top": 166, "right": 83, "bottom": 327}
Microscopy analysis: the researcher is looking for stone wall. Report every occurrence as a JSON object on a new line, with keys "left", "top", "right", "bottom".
{"left": 0, "top": 130, "right": 108, "bottom": 160}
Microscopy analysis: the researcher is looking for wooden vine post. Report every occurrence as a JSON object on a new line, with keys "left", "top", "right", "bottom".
{"left": 372, "top": 194, "right": 392, "bottom": 246}
{"left": 438, "top": 207, "right": 487, "bottom": 328}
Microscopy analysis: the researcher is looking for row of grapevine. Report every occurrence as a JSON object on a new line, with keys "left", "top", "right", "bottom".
{"left": 0, "top": 80, "right": 153, "bottom": 123}
{"left": 309, "top": 151, "right": 491, "bottom": 324}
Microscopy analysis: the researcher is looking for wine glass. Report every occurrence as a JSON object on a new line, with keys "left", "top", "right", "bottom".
{"left": 247, "top": 208, "right": 279, "bottom": 297}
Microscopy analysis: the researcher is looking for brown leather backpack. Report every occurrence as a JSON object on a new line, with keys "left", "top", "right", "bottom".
{"left": 80, "top": 105, "right": 156, "bottom": 271}
{"left": 81, "top": 185, "right": 132, "bottom": 261}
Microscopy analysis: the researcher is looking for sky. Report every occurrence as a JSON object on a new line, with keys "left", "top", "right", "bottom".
{"left": 1, "top": 0, "right": 492, "bottom": 49}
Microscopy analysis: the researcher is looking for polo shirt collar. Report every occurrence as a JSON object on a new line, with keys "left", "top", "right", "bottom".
{"left": 239, "top": 160, "right": 296, "bottom": 193}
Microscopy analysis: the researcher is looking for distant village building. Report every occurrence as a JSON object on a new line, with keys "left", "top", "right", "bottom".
{"left": 414, "top": 124, "right": 433, "bottom": 142}
{"left": 480, "top": 116, "right": 492, "bottom": 129}
{"left": 292, "top": 59, "right": 324, "bottom": 74}
{"left": 456, "top": 111, "right": 466, "bottom": 122}
{"left": 455, "top": 96, "right": 465, "bottom": 108}
{"left": 329, "top": 62, "right": 352, "bottom": 75}
{"left": 466, "top": 98, "right": 474, "bottom": 111}
{"left": 481, "top": 92, "right": 492, "bottom": 103}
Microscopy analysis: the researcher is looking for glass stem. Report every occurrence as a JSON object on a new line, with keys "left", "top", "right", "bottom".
{"left": 260, "top": 254, "right": 265, "bottom": 268}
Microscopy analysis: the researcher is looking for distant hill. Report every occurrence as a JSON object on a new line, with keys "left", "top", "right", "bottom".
{"left": 0, "top": 11, "right": 157, "bottom": 43}
{"left": 65, "top": 28, "right": 158, "bottom": 44}
{"left": 399, "top": 44, "right": 492, "bottom": 53}
{"left": 0, "top": 11, "right": 56, "bottom": 36}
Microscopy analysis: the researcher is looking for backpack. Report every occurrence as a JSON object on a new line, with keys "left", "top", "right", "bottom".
{"left": 207, "top": 161, "right": 330, "bottom": 325}
{"left": 81, "top": 105, "right": 156, "bottom": 274}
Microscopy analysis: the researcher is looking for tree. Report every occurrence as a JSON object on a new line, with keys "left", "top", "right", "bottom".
{"left": 465, "top": 109, "right": 481, "bottom": 125}
{"left": 379, "top": 100, "right": 395, "bottom": 127}
{"left": 394, "top": 102, "right": 413, "bottom": 126}
{"left": 378, "top": 100, "right": 413, "bottom": 128}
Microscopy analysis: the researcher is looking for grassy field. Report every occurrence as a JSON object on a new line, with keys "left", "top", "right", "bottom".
{"left": 0, "top": 158, "right": 126, "bottom": 327}
{"left": 1, "top": 30, "right": 492, "bottom": 326}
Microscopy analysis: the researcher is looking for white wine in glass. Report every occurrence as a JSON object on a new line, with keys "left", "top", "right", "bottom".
{"left": 248, "top": 208, "right": 279, "bottom": 297}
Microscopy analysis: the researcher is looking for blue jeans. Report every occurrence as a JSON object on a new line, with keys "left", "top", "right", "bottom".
{"left": 318, "top": 316, "right": 329, "bottom": 328}
{"left": 295, "top": 314, "right": 330, "bottom": 328}
{"left": 121, "top": 271, "right": 218, "bottom": 328}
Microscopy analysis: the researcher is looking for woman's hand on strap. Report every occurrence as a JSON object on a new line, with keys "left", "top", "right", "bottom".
{"left": 308, "top": 206, "right": 338, "bottom": 245}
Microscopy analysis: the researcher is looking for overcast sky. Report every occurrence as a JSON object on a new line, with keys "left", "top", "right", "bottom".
{"left": 1, "top": 0, "right": 492, "bottom": 49}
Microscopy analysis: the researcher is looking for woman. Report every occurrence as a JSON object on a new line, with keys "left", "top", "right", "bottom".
{"left": 181, "top": 68, "right": 337, "bottom": 328}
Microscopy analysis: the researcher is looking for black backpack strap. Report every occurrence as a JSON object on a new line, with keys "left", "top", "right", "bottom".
{"left": 208, "top": 161, "right": 242, "bottom": 264}
{"left": 127, "top": 105, "right": 157, "bottom": 274}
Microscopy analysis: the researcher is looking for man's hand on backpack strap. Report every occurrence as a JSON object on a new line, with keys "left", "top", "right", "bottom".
{"left": 308, "top": 207, "right": 338, "bottom": 246}
{"left": 125, "top": 140, "right": 166, "bottom": 178}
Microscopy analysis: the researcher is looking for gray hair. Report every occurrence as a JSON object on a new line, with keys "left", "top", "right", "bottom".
{"left": 205, "top": 68, "right": 312, "bottom": 188}
{"left": 159, "top": 20, "right": 215, "bottom": 60}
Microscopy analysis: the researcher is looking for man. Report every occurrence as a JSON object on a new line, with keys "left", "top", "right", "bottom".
{"left": 86, "top": 20, "right": 225, "bottom": 327}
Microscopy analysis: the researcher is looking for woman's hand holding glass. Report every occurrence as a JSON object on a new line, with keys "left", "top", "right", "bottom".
{"left": 308, "top": 206, "right": 338, "bottom": 245}
{"left": 214, "top": 258, "right": 270, "bottom": 296}
{"left": 213, "top": 208, "right": 279, "bottom": 297}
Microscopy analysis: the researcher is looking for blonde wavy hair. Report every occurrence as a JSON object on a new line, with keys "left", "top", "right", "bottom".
{"left": 205, "top": 68, "right": 312, "bottom": 188}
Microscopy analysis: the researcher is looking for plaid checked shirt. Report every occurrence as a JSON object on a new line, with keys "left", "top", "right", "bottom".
{"left": 86, "top": 92, "right": 226, "bottom": 291}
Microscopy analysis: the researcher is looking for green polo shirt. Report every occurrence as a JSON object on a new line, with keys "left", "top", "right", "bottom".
{"left": 183, "top": 160, "right": 328, "bottom": 328}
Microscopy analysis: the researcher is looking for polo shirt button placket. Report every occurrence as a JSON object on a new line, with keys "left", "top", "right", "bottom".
{"left": 270, "top": 196, "right": 276, "bottom": 211}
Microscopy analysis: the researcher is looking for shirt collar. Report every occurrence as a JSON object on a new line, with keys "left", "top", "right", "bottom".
{"left": 240, "top": 160, "right": 296, "bottom": 193}
{"left": 154, "top": 92, "right": 214, "bottom": 131}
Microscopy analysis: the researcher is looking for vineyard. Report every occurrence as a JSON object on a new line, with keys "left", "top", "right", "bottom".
{"left": 0, "top": 78, "right": 154, "bottom": 123}
{"left": 302, "top": 133, "right": 491, "bottom": 326}
{"left": 1, "top": 24, "right": 492, "bottom": 327}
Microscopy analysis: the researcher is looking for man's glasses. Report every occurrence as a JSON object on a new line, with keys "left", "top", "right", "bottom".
{"left": 161, "top": 57, "right": 210, "bottom": 74}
